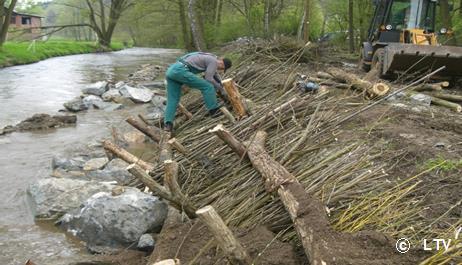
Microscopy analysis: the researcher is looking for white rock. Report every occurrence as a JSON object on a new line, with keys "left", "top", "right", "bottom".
{"left": 82, "top": 81, "right": 109, "bottom": 96}
{"left": 120, "top": 85, "right": 153, "bottom": 103}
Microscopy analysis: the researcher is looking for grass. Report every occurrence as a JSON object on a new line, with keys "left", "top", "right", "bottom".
{"left": 0, "top": 40, "right": 125, "bottom": 67}
{"left": 422, "top": 156, "right": 462, "bottom": 172}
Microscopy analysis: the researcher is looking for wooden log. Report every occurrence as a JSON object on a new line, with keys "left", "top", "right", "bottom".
{"left": 126, "top": 117, "right": 163, "bottom": 143}
{"left": 413, "top": 81, "right": 449, "bottom": 92}
{"left": 220, "top": 106, "right": 236, "bottom": 123}
{"left": 222, "top": 79, "right": 247, "bottom": 118}
{"left": 138, "top": 114, "right": 152, "bottom": 126}
{"left": 216, "top": 128, "right": 401, "bottom": 264}
{"left": 178, "top": 103, "right": 193, "bottom": 120}
{"left": 327, "top": 67, "right": 390, "bottom": 97}
{"left": 103, "top": 140, "right": 155, "bottom": 172}
{"left": 167, "top": 138, "right": 188, "bottom": 155}
{"left": 128, "top": 164, "right": 196, "bottom": 219}
{"left": 429, "top": 96, "right": 462, "bottom": 112}
{"left": 196, "top": 205, "right": 252, "bottom": 265}
{"left": 159, "top": 132, "right": 172, "bottom": 163}
{"left": 251, "top": 97, "right": 299, "bottom": 128}
{"left": 164, "top": 160, "right": 197, "bottom": 218}
{"left": 408, "top": 92, "right": 462, "bottom": 112}
{"left": 431, "top": 93, "right": 462, "bottom": 103}
{"left": 209, "top": 124, "right": 247, "bottom": 158}
{"left": 150, "top": 259, "right": 181, "bottom": 265}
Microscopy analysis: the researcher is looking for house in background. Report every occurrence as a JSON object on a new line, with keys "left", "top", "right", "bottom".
{"left": 3, "top": 6, "right": 43, "bottom": 40}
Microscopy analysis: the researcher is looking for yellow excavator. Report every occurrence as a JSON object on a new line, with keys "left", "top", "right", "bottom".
{"left": 360, "top": 0, "right": 462, "bottom": 78}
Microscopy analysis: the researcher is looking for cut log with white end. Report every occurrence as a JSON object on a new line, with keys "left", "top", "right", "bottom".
{"left": 103, "top": 140, "right": 155, "bottom": 172}
{"left": 167, "top": 138, "right": 188, "bottom": 155}
{"left": 222, "top": 79, "right": 247, "bottom": 118}
{"left": 327, "top": 68, "right": 390, "bottom": 97}
{"left": 429, "top": 96, "right": 462, "bottom": 112}
{"left": 126, "top": 117, "right": 163, "bottom": 143}
{"left": 178, "top": 103, "right": 193, "bottom": 120}
{"left": 220, "top": 106, "right": 236, "bottom": 123}
{"left": 430, "top": 93, "right": 462, "bottom": 103}
{"left": 150, "top": 258, "right": 181, "bottom": 265}
{"left": 209, "top": 124, "right": 247, "bottom": 158}
{"left": 196, "top": 205, "right": 252, "bottom": 265}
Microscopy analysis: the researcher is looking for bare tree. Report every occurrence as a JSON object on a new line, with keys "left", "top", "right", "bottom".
{"left": 85, "top": 0, "right": 133, "bottom": 48}
{"left": 348, "top": 0, "right": 355, "bottom": 53}
{"left": 188, "top": 0, "right": 205, "bottom": 50}
{"left": 0, "top": 0, "right": 18, "bottom": 47}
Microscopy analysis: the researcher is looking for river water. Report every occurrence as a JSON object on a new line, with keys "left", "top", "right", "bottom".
{"left": 0, "top": 48, "right": 181, "bottom": 265}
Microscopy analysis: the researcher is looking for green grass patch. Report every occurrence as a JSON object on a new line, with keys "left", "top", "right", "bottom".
{"left": 0, "top": 41, "right": 125, "bottom": 67}
{"left": 422, "top": 156, "right": 462, "bottom": 172}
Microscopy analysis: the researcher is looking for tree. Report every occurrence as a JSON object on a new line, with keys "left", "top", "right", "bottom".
{"left": 348, "top": 0, "right": 355, "bottom": 53}
{"left": 439, "top": 0, "right": 457, "bottom": 45}
{"left": 302, "top": 0, "right": 310, "bottom": 42}
{"left": 0, "top": 0, "right": 18, "bottom": 47}
{"left": 188, "top": 0, "right": 205, "bottom": 50}
{"left": 85, "top": 0, "right": 133, "bottom": 48}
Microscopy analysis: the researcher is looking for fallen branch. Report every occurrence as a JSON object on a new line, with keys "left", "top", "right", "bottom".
{"left": 126, "top": 117, "right": 163, "bottom": 143}
{"left": 196, "top": 205, "right": 252, "bottom": 265}
{"left": 164, "top": 160, "right": 197, "bottom": 218}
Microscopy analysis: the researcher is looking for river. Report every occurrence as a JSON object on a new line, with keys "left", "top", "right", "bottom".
{"left": 0, "top": 48, "right": 181, "bottom": 265}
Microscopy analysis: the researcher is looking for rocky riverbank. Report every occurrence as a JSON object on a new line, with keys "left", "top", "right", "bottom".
{"left": 18, "top": 63, "right": 172, "bottom": 263}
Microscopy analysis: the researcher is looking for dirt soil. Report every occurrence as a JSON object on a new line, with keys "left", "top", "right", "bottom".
{"left": 149, "top": 208, "right": 303, "bottom": 265}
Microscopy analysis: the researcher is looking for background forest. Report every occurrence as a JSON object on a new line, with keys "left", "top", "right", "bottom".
{"left": 7, "top": 0, "right": 462, "bottom": 52}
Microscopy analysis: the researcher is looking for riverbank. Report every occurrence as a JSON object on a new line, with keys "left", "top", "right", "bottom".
{"left": 0, "top": 41, "right": 125, "bottom": 68}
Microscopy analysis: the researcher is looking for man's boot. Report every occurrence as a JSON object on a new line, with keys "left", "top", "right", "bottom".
{"left": 164, "top": 122, "right": 173, "bottom": 133}
{"left": 208, "top": 107, "right": 223, "bottom": 118}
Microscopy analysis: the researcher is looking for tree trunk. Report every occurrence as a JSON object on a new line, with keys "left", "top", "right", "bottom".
{"left": 302, "top": 0, "right": 310, "bottom": 42}
{"left": 0, "top": 0, "right": 18, "bottom": 47}
{"left": 440, "top": 0, "right": 457, "bottom": 45}
{"left": 264, "top": 0, "right": 271, "bottom": 37}
{"left": 348, "top": 0, "right": 355, "bottom": 53}
{"left": 188, "top": 0, "right": 206, "bottom": 50}
{"left": 178, "top": 0, "right": 192, "bottom": 50}
{"left": 327, "top": 67, "right": 390, "bottom": 97}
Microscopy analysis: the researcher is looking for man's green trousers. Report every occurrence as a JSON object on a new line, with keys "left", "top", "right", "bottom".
{"left": 164, "top": 62, "right": 219, "bottom": 123}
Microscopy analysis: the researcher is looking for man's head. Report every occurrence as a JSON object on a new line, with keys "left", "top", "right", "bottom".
{"left": 218, "top": 58, "right": 232, "bottom": 73}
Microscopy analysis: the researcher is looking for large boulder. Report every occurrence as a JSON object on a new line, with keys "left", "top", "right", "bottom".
{"left": 120, "top": 85, "right": 153, "bottom": 103}
{"left": 51, "top": 155, "right": 89, "bottom": 171}
{"left": 82, "top": 81, "right": 109, "bottom": 96}
{"left": 82, "top": 95, "right": 103, "bottom": 108}
{"left": 101, "top": 89, "right": 122, "bottom": 102}
{"left": 64, "top": 98, "right": 89, "bottom": 112}
{"left": 27, "top": 178, "right": 114, "bottom": 219}
{"left": 58, "top": 188, "right": 167, "bottom": 251}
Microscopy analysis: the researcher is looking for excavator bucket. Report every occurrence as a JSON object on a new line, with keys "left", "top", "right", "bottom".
{"left": 382, "top": 43, "right": 462, "bottom": 77}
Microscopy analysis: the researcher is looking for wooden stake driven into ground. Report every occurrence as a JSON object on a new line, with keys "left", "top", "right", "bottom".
{"left": 196, "top": 205, "right": 252, "bottom": 265}
{"left": 163, "top": 160, "right": 197, "bottom": 218}
{"left": 103, "top": 140, "right": 155, "bottom": 172}
{"left": 222, "top": 79, "right": 247, "bottom": 118}
{"left": 327, "top": 67, "right": 390, "bottom": 97}
{"left": 178, "top": 103, "right": 193, "bottom": 120}
{"left": 128, "top": 163, "right": 197, "bottom": 219}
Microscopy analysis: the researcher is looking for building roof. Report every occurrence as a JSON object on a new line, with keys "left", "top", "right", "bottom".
{"left": 3, "top": 6, "right": 44, "bottom": 18}
{"left": 12, "top": 11, "right": 44, "bottom": 18}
